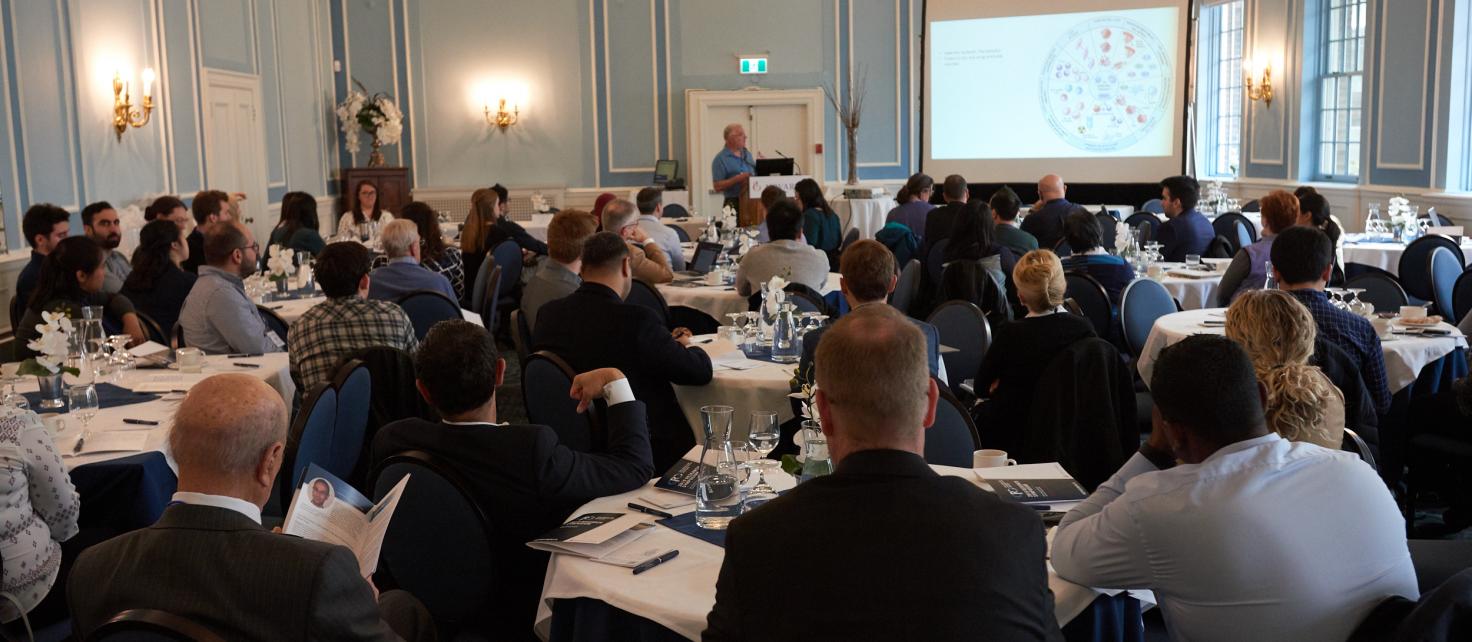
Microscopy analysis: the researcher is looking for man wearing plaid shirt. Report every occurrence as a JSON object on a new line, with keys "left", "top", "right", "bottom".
{"left": 289, "top": 242, "right": 418, "bottom": 392}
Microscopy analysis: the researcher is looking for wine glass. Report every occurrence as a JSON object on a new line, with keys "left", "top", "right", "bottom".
{"left": 0, "top": 363, "right": 26, "bottom": 410}
{"left": 67, "top": 384, "right": 98, "bottom": 431}
{"left": 1346, "top": 288, "right": 1372, "bottom": 316}
{"left": 1325, "top": 288, "right": 1347, "bottom": 310}
{"left": 742, "top": 410, "right": 782, "bottom": 505}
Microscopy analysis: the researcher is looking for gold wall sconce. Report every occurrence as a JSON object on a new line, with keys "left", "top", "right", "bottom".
{"left": 113, "top": 68, "right": 155, "bottom": 141}
{"left": 1245, "top": 58, "right": 1273, "bottom": 107}
{"left": 484, "top": 97, "right": 519, "bottom": 129}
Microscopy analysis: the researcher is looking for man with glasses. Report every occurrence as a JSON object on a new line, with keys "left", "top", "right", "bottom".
{"left": 179, "top": 221, "right": 283, "bottom": 354}
{"left": 600, "top": 198, "right": 673, "bottom": 284}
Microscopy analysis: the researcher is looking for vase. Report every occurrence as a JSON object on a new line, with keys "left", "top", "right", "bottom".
{"left": 36, "top": 373, "right": 64, "bottom": 410}
{"left": 368, "top": 136, "right": 385, "bottom": 167}
{"left": 275, "top": 278, "right": 289, "bottom": 294}
{"left": 845, "top": 127, "right": 859, "bottom": 186}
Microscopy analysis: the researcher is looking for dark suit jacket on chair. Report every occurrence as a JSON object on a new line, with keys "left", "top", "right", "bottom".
{"left": 533, "top": 282, "right": 713, "bottom": 469}
{"left": 67, "top": 503, "right": 406, "bottom": 641}
{"left": 703, "top": 449, "right": 1062, "bottom": 642}
{"left": 1156, "top": 209, "right": 1214, "bottom": 262}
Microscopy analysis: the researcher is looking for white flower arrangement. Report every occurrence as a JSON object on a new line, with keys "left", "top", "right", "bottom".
{"left": 335, "top": 80, "right": 404, "bottom": 156}
{"left": 763, "top": 276, "right": 788, "bottom": 317}
{"left": 1114, "top": 221, "right": 1132, "bottom": 254}
{"left": 19, "top": 311, "right": 79, "bottom": 377}
{"left": 530, "top": 192, "right": 550, "bottom": 213}
{"left": 266, "top": 245, "right": 295, "bottom": 283}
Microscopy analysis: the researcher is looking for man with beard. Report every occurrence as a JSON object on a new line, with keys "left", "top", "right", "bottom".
{"left": 178, "top": 221, "right": 282, "bottom": 354}
{"left": 81, "top": 201, "right": 130, "bottom": 293}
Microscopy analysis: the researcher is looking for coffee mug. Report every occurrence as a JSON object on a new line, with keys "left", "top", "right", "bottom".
{"left": 973, "top": 449, "right": 1018, "bottom": 469}
{"left": 1400, "top": 305, "right": 1427, "bottom": 320}
{"left": 176, "top": 347, "right": 205, "bottom": 374}
{"left": 1372, "top": 316, "right": 1394, "bottom": 339}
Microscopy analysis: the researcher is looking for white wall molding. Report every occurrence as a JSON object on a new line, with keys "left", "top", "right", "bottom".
{"left": 1372, "top": 0, "right": 1432, "bottom": 172}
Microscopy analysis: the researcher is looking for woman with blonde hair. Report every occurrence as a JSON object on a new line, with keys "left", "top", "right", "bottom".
{"left": 1225, "top": 289, "right": 1345, "bottom": 448}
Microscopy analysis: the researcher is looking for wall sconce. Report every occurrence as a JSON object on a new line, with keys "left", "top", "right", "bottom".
{"left": 484, "top": 98, "right": 519, "bottom": 129}
{"left": 1244, "top": 58, "right": 1273, "bottom": 107}
{"left": 112, "top": 68, "right": 155, "bottom": 141}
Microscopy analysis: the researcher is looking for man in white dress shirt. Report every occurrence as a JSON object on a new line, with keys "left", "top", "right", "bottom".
{"left": 1051, "top": 335, "right": 1417, "bottom": 642}
{"left": 635, "top": 187, "right": 686, "bottom": 272}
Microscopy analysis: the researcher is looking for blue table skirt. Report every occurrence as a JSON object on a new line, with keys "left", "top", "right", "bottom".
{"left": 63, "top": 451, "right": 177, "bottom": 556}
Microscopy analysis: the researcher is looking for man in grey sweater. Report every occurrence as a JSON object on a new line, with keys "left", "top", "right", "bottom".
{"left": 735, "top": 199, "right": 830, "bottom": 296}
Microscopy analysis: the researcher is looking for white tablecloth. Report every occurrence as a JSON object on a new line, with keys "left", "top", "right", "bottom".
{"left": 14, "top": 353, "right": 296, "bottom": 471}
{"left": 1159, "top": 273, "right": 1223, "bottom": 311}
{"left": 673, "top": 359, "right": 798, "bottom": 445}
{"left": 1341, "top": 239, "right": 1472, "bottom": 276}
{"left": 266, "top": 295, "right": 483, "bottom": 327}
{"left": 1136, "top": 308, "right": 1468, "bottom": 393}
{"left": 833, "top": 197, "right": 896, "bottom": 240}
{"left": 534, "top": 463, "right": 1123, "bottom": 640}
{"left": 657, "top": 273, "right": 841, "bottom": 322}
{"left": 521, "top": 214, "right": 709, "bottom": 243}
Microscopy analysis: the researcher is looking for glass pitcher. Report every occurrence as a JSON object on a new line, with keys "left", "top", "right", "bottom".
{"left": 696, "top": 405, "right": 742, "bottom": 530}
{"left": 771, "top": 303, "right": 799, "bottom": 363}
{"left": 798, "top": 420, "right": 833, "bottom": 482}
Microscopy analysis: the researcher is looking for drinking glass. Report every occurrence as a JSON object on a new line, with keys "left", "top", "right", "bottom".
{"left": 1185, "top": 254, "right": 1202, "bottom": 269}
{"left": 1325, "top": 288, "right": 1347, "bottom": 310}
{"left": 67, "top": 384, "right": 98, "bottom": 429}
{"left": 1346, "top": 288, "right": 1372, "bottom": 316}
{"left": 0, "top": 363, "right": 26, "bottom": 410}
{"left": 744, "top": 411, "right": 781, "bottom": 494}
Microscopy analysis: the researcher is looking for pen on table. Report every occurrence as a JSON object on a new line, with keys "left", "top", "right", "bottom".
{"left": 626, "top": 502, "right": 674, "bottom": 519}
{"left": 631, "top": 550, "right": 680, "bottom": 575}
{"left": 72, "top": 431, "right": 90, "bottom": 454}
{"left": 233, "top": 362, "right": 261, "bottom": 369}
{"left": 227, "top": 353, "right": 263, "bottom": 359}
{"left": 693, "top": 338, "right": 714, "bottom": 345}
{"left": 123, "top": 418, "right": 160, "bottom": 426}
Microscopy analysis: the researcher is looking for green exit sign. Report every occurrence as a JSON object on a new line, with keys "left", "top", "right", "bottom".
{"left": 739, "top": 57, "right": 768, "bottom": 74}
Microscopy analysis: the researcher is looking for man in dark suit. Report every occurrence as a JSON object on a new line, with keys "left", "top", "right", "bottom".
{"left": 922, "top": 174, "right": 971, "bottom": 257}
{"left": 373, "top": 320, "right": 654, "bottom": 638}
{"left": 68, "top": 374, "right": 434, "bottom": 641}
{"left": 1021, "top": 174, "right": 1074, "bottom": 251}
{"left": 534, "top": 232, "right": 713, "bottom": 469}
{"left": 705, "top": 306, "right": 1062, "bottom": 641}
{"left": 1156, "top": 175, "right": 1213, "bottom": 262}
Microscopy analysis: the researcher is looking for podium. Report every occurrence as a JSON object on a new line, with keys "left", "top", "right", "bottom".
{"left": 739, "top": 175, "right": 811, "bottom": 227}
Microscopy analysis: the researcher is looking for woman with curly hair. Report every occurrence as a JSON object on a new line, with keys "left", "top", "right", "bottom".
{"left": 1225, "top": 289, "right": 1345, "bottom": 448}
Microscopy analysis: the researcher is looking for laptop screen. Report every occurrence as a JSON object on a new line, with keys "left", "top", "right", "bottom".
{"left": 654, "top": 160, "right": 678, "bottom": 184}
{"left": 689, "top": 242, "right": 722, "bottom": 274}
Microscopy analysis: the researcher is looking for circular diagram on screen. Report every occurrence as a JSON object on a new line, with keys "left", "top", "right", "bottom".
{"left": 1040, "top": 16, "right": 1172, "bottom": 153}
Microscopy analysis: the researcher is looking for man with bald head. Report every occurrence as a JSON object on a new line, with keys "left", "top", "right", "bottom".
{"left": 67, "top": 374, "right": 434, "bottom": 640}
{"left": 704, "top": 306, "right": 1061, "bottom": 641}
{"left": 1020, "top": 174, "right": 1074, "bottom": 251}
{"left": 178, "top": 220, "right": 283, "bottom": 354}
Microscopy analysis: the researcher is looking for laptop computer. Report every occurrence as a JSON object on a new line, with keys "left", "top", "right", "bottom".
{"left": 754, "top": 158, "right": 794, "bottom": 176}
{"left": 653, "top": 159, "right": 679, "bottom": 185}
{"left": 675, "top": 242, "right": 723, "bottom": 278}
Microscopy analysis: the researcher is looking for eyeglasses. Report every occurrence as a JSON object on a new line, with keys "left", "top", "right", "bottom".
{"left": 236, "top": 242, "right": 260, "bottom": 254}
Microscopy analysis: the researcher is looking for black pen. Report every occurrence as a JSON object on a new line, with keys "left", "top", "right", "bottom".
{"left": 631, "top": 549, "right": 679, "bottom": 575}
{"left": 123, "top": 418, "right": 159, "bottom": 426}
{"left": 227, "top": 353, "right": 263, "bottom": 359}
{"left": 626, "top": 502, "right": 674, "bottom": 519}
{"left": 233, "top": 362, "right": 261, "bottom": 369}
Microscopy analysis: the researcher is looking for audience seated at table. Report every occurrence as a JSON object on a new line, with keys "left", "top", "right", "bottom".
{"left": 1296, "top": 187, "right": 1345, "bottom": 285}
{"left": 1155, "top": 175, "right": 1213, "bottom": 262}
{"left": 0, "top": 407, "right": 79, "bottom": 627}
{"left": 1052, "top": 335, "right": 1417, "bottom": 641}
{"left": 922, "top": 174, "right": 972, "bottom": 256}
{"left": 265, "top": 191, "right": 326, "bottom": 262}
{"left": 601, "top": 198, "right": 674, "bottom": 284}
{"left": 973, "top": 250, "right": 1096, "bottom": 455}
{"left": 182, "top": 190, "right": 233, "bottom": 274}
{"left": 1020, "top": 174, "right": 1074, "bottom": 252}
{"left": 178, "top": 222, "right": 283, "bottom": 355}
{"left": 16, "top": 204, "right": 72, "bottom": 312}
{"left": 884, "top": 173, "right": 935, "bottom": 243}
{"left": 398, "top": 201, "right": 466, "bottom": 302}
{"left": 373, "top": 321, "right": 653, "bottom": 639}
{"left": 1216, "top": 190, "right": 1298, "bottom": 306}
{"left": 67, "top": 374, "right": 434, "bottom": 641}
{"left": 1272, "top": 226, "right": 1392, "bottom": 414}
{"left": 754, "top": 185, "right": 788, "bottom": 243}
{"left": 460, "top": 184, "right": 548, "bottom": 288}
{"left": 289, "top": 242, "right": 417, "bottom": 393}
{"left": 704, "top": 306, "right": 1062, "bottom": 641}
{"left": 733, "top": 200, "right": 829, "bottom": 297}
{"left": 522, "top": 210, "right": 597, "bottom": 329}
{"left": 942, "top": 199, "right": 1016, "bottom": 319}
{"left": 336, "top": 179, "right": 395, "bottom": 239}
{"left": 991, "top": 185, "right": 1039, "bottom": 257}
{"left": 795, "top": 178, "right": 842, "bottom": 268}
{"left": 635, "top": 187, "right": 687, "bottom": 272}
{"left": 534, "top": 232, "right": 712, "bottom": 470}
{"left": 16, "top": 237, "right": 147, "bottom": 359}
{"left": 367, "top": 219, "right": 457, "bottom": 302}
{"left": 143, "top": 194, "right": 192, "bottom": 228}
{"left": 81, "top": 201, "right": 129, "bottom": 294}
{"left": 1224, "top": 290, "right": 1346, "bottom": 449}
{"left": 121, "top": 219, "right": 198, "bottom": 338}
{"left": 1059, "top": 210, "right": 1134, "bottom": 304}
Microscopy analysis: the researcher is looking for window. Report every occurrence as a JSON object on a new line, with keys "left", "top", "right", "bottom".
{"left": 1316, "top": 0, "right": 1367, "bottom": 179}
{"left": 1200, "top": 1, "right": 1245, "bottom": 177}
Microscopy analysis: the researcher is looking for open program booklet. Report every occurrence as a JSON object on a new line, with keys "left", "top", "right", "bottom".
{"left": 528, "top": 513, "right": 666, "bottom": 568}
{"left": 283, "top": 464, "right": 410, "bottom": 576}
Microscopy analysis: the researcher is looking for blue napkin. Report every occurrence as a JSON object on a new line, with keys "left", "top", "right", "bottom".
{"left": 657, "top": 512, "right": 730, "bottom": 548}
{"left": 24, "top": 382, "right": 160, "bottom": 412}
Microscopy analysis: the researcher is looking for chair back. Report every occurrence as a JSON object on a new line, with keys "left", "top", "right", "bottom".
{"left": 890, "top": 259, "right": 921, "bottom": 316}
{"left": 255, "top": 305, "right": 290, "bottom": 346}
{"left": 1139, "top": 199, "right": 1164, "bottom": 214}
{"left": 1429, "top": 247, "right": 1463, "bottom": 319}
{"left": 1124, "top": 212, "right": 1159, "bottom": 244}
{"left": 1398, "top": 234, "right": 1462, "bottom": 301}
{"left": 1241, "top": 199, "right": 1261, "bottom": 212}
{"left": 626, "top": 279, "right": 671, "bottom": 328}
{"left": 480, "top": 265, "right": 504, "bottom": 330}
{"left": 1452, "top": 269, "right": 1472, "bottom": 323}
{"left": 491, "top": 240, "right": 524, "bottom": 299}
{"left": 926, "top": 382, "right": 981, "bottom": 467}
{"left": 522, "top": 351, "right": 603, "bottom": 451}
{"left": 510, "top": 309, "right": 533, "bottom": 368}
{"left": 134, "top": 311, "right": 168, "bottom": 346}
{"left": 1345, "top": 267, "right": 1410, "bottom": 312}
{"left": 7, "top": 296, "right": 18, "bottom": 337}
{"left": 839, "top": 227, "right": 860, "bottom": 252}
{"left": 663, "top": 203, "right": 689, "bottom": 219}
{"left": 785, "top": 287, "right": 825, "bottom": 314}
{"left": 1052, "top": 237, "right": 1073, "bottom": 258}
{"left": 330, "top": 359, "right": 372, "bottom": 483}
{"left": 666, "top": 223, "right": 691, "bottom": 242}
{"left": 1342, "top": 427, "right": 1377, "bottom": 471}
{"left": 469, "top": 248, "right": 495, "bottom": 313}
{"left": 287, "top": 383, "right": 338, "bottom": 489}
{"left": 394, "top": 290, "right": 462, "bottom": 340}
{"left": 1120, "top": 278, "right": 1176, "bottom": 357}
{"left": 342, "top": 346, "right": 436, "bottom": 484}
{"left": 1422, "top": 206, "right": 1454, "bottom": 227}
{"left": 1064, "top": 272, "right": 1113, "bottom": 336}
{"left": 172, "top": 323, "right": 185, "bottom": 349}
{"left": 373, "top": 451, "right": 495, "bottom": 627}
{"left": 928, "top": 301, "right": 991, "bottom": 397}
{"left": 925, "top": 239, "right": 950, "bottom": 282}
{"left": 86, "top": 609, "right": 226, "bottom": 642}
{"left": 1094, "top": 212, "right": 1118, "bottom": 251}
{"left": 1203, "top": 235, "right": 1234, "bottom": 259}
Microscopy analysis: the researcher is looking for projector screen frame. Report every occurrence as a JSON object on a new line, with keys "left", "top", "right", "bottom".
{"left": 918, "top": 0, "right": 1198, "bottom": 185}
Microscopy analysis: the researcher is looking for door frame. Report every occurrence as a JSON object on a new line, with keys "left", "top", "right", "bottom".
{"left": 200, "top": 68, "right": 270, "bottom": 239}
{"left": 686, "top": 88, "right": 826, "bottom": 215}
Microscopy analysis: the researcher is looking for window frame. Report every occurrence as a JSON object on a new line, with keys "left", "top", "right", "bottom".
{"left": 1198, "top": 0, "right": 1245, "bottom": 179}
{"left": 1314, "top": 0, "right": 1368, "bottom": 182}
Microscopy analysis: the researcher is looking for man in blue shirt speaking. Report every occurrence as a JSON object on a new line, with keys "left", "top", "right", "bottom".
{"left": 712, "top": 123, "right": 755, "bottom": 211}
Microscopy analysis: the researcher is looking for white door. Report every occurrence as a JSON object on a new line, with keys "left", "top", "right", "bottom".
{"left": 202, "top": 71, "right": 270, "bottom": 245}
{"left": 700, "top": 105, "right": 750, "bottom": 216}
{"left": 750, "top": 104, "right": 809, "bottom": 175}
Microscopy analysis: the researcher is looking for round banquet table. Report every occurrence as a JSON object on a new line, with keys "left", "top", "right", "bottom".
{"left": 1135, "top": 308, "right": 1468, "bottom": 393}
{"left": 265, "top": 294, "right": 485, "bottom": 327}
{"left": 1341, "top": 238, "right": 1472, "bottom": 276}
{"left": 522, "top": 214, "right": 710, "bottom": 244}
{"left": 657, "top": 273, "right": 841, "bottom": 323}
{"left": 832, "top": 196, "right": 896, "bottom": 240}
{"left": 534, "top": 464, "right": 1143, "bottom": 641}
{"left": 672, "top": 356, "right": 797, "bottom": 446}
{"left": 1156, "top": 269, "right": 1223, "bottom": 311}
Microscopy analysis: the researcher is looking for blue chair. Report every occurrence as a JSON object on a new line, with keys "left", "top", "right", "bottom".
{"left": 256, "top": 305, "right": 290, "bottom": 346}
{"left": 1120, "top": 278, "right": 1176, "bottom": 358}
{"left": 395, "top": 290, "right": 462, "bottom": 341}
{"left": 1124, "top": 212, "right": 1160, "bottom": 245}
{"left": 925, "top": 239, "right": 951, "bottom": 283}
{"left": 1140, "top": 199, "right": 1164, "bottom": 214}
{"left": 626, "top": 279, "right": 670, "bottom": 328}
{"left": 928, "top": 301, "right": 992, "bottom": 398}
{"left": 889, "top": 259, "right": 922, "bottom": 316}
{"left": 663, "top": 203, "right": 689, "bottom": 219}
{"left": 1452, "top": 269, "right": 1472, "bottom": 324}
{"left": 330, "top": 360, "right": 372, "bottom": 483}
{"left": 1241, "top": 199, "right": 1261, "bottom": 213}
{"left": 480, "top": 265, "right": 504, "bottom": 330}
{"left": 1095, "top": 211, "right": 1118, "bottom": 251}
{"left": 925, "top": 381, "right": 981, "bottom": 468}
{"left": 288, "top": 383, "right": 338, "bottom": 490}
{"left": 1428, "top": 247, "right": 1462, "bottom": 320}
{"left": 522, "top": 351, "right": 603, "bottom": 452}
{"left": 1064, "top": 272, "right": 1113, "bottom": 337}
{"left": 469, "top": 248, "right": 495, "bottom": 315}
{"left": 491, "top": 240, "right": 524, "bottom": 295}
{"left": 510, "top": 309, "right": 533, "bottom": 370}
{"left": 665, "top": 223, "right": 691, "bottom": 242}
{"left": 1345, "top": 268, "right": 1410, "bottom": 313}
{"left": 373, "top": 450, "right": 495, "bottom": 632}
{"left": 87, "top": 609, "right": 227, "bottom": 641}
{"left": 1399, "top": 235, "right": 1463, "bottom": 302}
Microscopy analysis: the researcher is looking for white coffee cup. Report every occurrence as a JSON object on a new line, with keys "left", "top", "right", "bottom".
{"left": 1146, "top": 264, "right": 1165, "bottom": 279}
{"left": 1400, "top": 305, "right": 1427, "bottom": 320}
{"left": 176, "top": 347, "right": 205, "bottom": 374}
{"left": 1372, "top": 316, "right": 1394, "bottom": 338}
{"left": 973, "top": 449, "right": 1018, "bottom": 469}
